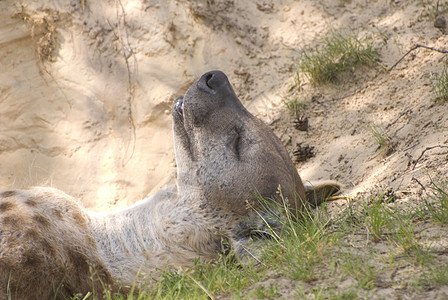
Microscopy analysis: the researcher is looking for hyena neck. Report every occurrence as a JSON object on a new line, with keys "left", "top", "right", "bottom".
{"left": 87, "top": 185, "right": 224, "bottom": 285}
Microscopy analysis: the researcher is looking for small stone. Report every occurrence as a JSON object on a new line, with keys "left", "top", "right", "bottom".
{"left": 257, "top": 2, "right": 274, "bottom": 12}
{"left": 434, "top": 15, "right": 447, "bottom": 33}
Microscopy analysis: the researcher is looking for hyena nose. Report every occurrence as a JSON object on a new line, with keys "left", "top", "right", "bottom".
{"left": 197, "top": 70, "right": 229, "bottom": 94}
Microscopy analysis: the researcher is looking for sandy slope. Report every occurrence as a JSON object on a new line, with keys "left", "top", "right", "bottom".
{"left": 1, "top": 0, "right": 447, "bottom": 215}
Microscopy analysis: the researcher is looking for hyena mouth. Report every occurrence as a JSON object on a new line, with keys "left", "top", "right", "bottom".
{"left": 175, "top": 96, "right": 184, "bottom": 122}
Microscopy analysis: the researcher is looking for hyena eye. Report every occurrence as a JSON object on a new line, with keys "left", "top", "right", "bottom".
{"left": 234, "top": 131, "right": 241, "bottom": 159}
{"left": 229, "top": 127, "right": 242, "bottom": 160}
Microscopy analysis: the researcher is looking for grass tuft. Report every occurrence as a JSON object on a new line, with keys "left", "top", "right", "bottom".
{"left": 362, "top": 197, "right": 394, "bottom": 243}
{"left": 432, "top": 60, "right": 448, "bottom": 102}
{"left": 146, "top": 255, "right": 260, "bottom": 299}
{"left": 370, "top": 124, "right": 394, "bottom": 156}
{"left": 424, "top": 181, "right": 448, "bottom": 224}
{"left": 340, "top": 253, "right": 378, "bottom": 290}
{"left": 297, "top": 30, "right": 379, "bottom": 84}
{"left": 370, "top": 125, "right": 390, "bottom": 149}
{"left": 249, "top": 284, "right": 281, "bottom": 299}
{"left": 283, "top": 96, "right": 308, "bottom": 117}
{"left": 260, "top": 198, "right": 333, "bottom": 283}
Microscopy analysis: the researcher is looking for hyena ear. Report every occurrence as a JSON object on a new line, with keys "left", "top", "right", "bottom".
{"left": 304, "top": 180, "right": 341, "bottom": 207}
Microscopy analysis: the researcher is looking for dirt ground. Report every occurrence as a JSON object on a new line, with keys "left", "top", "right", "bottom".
{"left": 1, "top": 0, "right": 448, "bottom": 297}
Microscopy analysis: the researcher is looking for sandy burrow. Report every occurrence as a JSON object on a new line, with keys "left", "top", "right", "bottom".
{"left": 0, "top": 0, "right": 447, "bottom": 213}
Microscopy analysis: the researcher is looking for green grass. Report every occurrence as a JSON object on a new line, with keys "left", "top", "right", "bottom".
{"left": 362, "top": 197, "right": 395, "bottom": 242}
{"left": 332, "top": 192, "right": 397, "bottom": 242}
{"left": 75, "top": 182, "right": 448, "bottom": 299}
{"left": 283, "top": 96, "right": 308, "bottom": 117}
{"left": 370, "top": 125, "right": 390, "bottom": 149}
{"left": 297, "top": 30, "right": 380, "bottom": 84}
{"left": 295, "top": 286, "right": 358, "bottom": 300}
{"left": 424, "top": 181, "right": 448, "bottom": 224}
{"left": 425, "top": 266, "right": 448, "bottom": 286}
{"left": 248, "top": 284, "right": 281, "bottom": 299}
{"left": 340, "top": 253, "right": 378, "bottom": 290}
{"left": 432, "top": 60, "right": 448, "bottom": 102}
{"left": 370, "top": 124, "right": 394, "bottom": 156}
{"left": 144, "top": 255, "right": 261, "bottom": 299}
{"left": 260, "top": 203, "right": 333, "bottom": 283}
